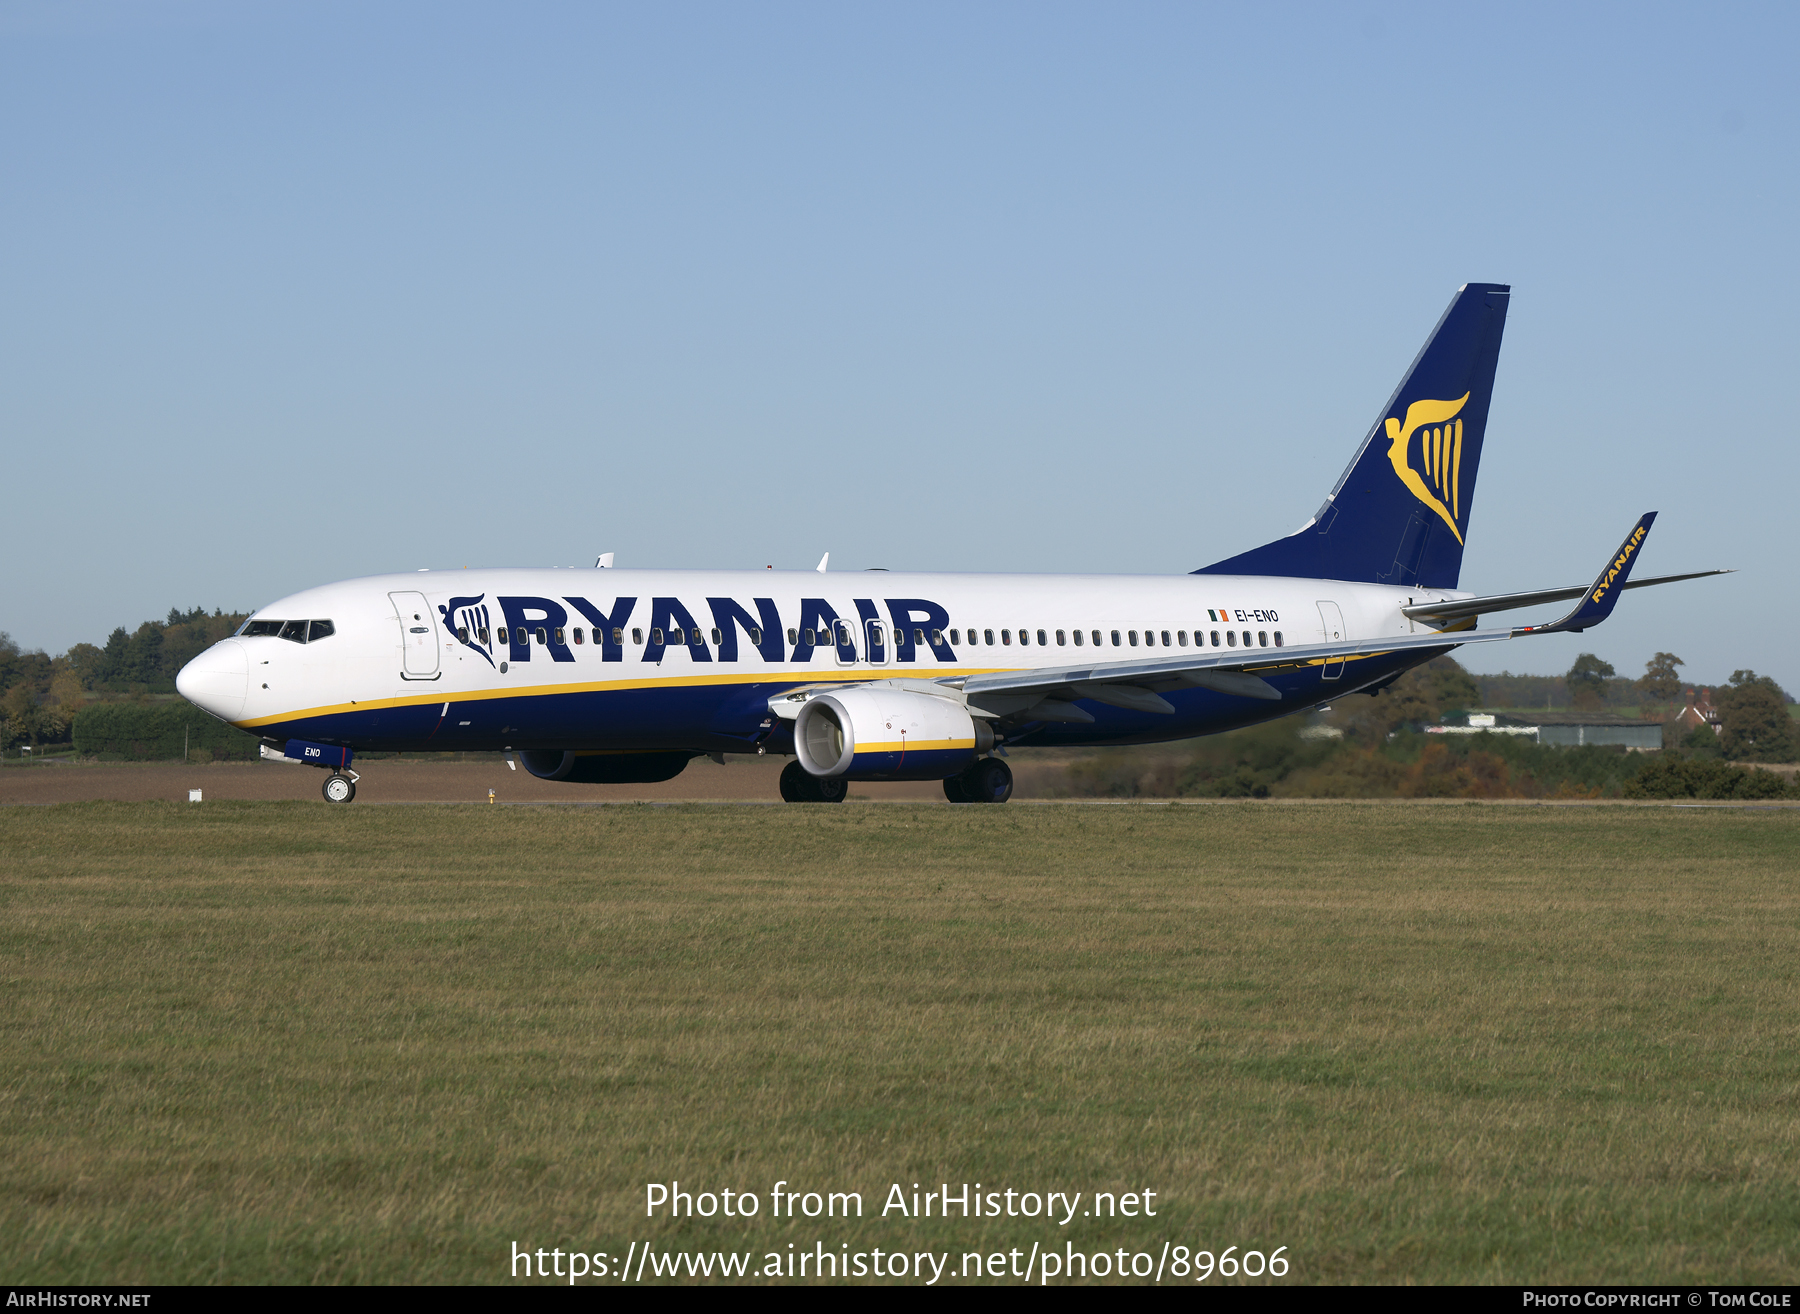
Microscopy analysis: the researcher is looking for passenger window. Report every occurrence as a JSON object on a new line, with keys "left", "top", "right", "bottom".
{"left": 1056, "top": 630, "right": 1066, "bottom": 646}
{"left": 572, "top": 627, "right": 584, "bottom": 644}
{"left": 279, "top": 620, "right": 308, "bottom": 643}
{"left": 1258, "top": 631, "right": 1268, "bottom": 647}
{"left": 498, "top": 627, "right": 510, "bottom": 644}
{"left": 931, "top": 629, "right": 943, "bottom": 645}
{"left": 749, "top": 627, "right": 762, "bottom": 645}
{"left": 1161, "top": 630, "right": 1172, "bottom": 647}
{"left": 1226, "top": 630, "right": 1237, "bottom": 647}
{"left": 803, "top": 628, "right": 816, "bottom": 645}
{"left": 1210, "top": 630, "right": 1220, "bottom": 647}
{"left": 553, "top": 627, "right": 565, "bottom": 645}
{"left": 787, "top": 628, "right": 798, "bottom": 644}
{"left": 838, "top": 622, "right": 854, "bottom": 646}
{"left": 984, "top": 629, "right": 994, "bottom": 645}
{"left": 1242, "top": 631, "right": 1252, "bottom": 647}
{"left": 1002, "top": 629, "right": 1012, "bottom": 645}
{"left": 1018, "top": 629, "right": 1028, "bottom": 646}
{"left": 650, "top": 627, "right": 664, "bottom": 645}
{"left": 1177, "top": 630, "right": 1187, "bottom": 646}
{"left": 1092, "top": 630, "right": 1102, "bottom": 646}
{"left": 711, "top": 627, "right": 722, "bottom": 645}
{"left": 693, "top": 628, "right": 705, "bottom": 645}
{"left": 457, "top": 626, "right": 469, "bottom": 643}
{"left": 1274, "top": 631, "right": 1283, "bottom": 647}
{"left": 1037, "top": 629, "right": 1047, "bottom": 646}
{"left": 1072, "top": 629, "right": 1083, "bottom": 646}
{"left": 950, "top": 629, "right": 960, "bottom": 644}
{"left": 1111, "top": 630, "right": 1122, "bottom": 646}
{"left": 535, "top": 628, "right": 547, "bottom": 645}
{"left": 612, "top": 628, "right": 623, "bottom": 645}
{"left": 309, "top": 619, "right": 335, "bottom": 642}
{"left": 632, "top": 628, "right": 643, "bottom": 645}
{"left": 478, "top": 627, "right": 490, "bottom": 645}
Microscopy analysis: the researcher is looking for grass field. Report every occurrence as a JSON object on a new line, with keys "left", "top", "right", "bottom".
{"left": 3, "top": 801, "right": 1798, "bottom": 1285}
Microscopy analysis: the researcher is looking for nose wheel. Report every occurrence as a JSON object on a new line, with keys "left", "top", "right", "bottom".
{"left": 323, "top": 772, "right": 357, "bottom": 804}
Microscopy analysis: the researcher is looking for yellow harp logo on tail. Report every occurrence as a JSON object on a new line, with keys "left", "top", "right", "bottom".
{"left": 1385, "top": 392, "right": 1471, "bottom": 544}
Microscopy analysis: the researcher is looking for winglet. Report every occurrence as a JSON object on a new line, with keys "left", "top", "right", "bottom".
{"left": 1513, "top": 512, "right": 1657, "bottom": 636}
{"left": 816, "top": 552, "right": 829, "bottom": 573}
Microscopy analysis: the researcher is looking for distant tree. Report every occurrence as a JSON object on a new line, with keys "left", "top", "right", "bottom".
{"left": 1717, "top": 671, "right": 1796, "bottom": 763}
{"left": 1639, "top": 652, "right": 1685, "bottom": 706}
{"left": 1, "top": 681, "right": 65, "bottom": 748}
{"left": 96, "top": 627, "right": 131, "bottom": 687}
{"left": 1681, "top": 724, "right": 1723, "bottom": 759}
{"left": 1566, "top": 653, "right": 1617, "bottom": 710}
{"left": 119, "top": 623, "right": 165, "bottom": 688}
{"left": 63, "top": 643, "right": 107, "bottom": 690}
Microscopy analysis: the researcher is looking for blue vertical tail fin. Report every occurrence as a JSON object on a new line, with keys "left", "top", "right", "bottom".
{"left": 1196, "top": 281, "right": 1511, "bottom": 588}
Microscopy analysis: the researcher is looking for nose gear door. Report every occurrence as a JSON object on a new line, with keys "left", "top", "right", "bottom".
{"left": 391, "top": 591, "right": 441, "bottom": 679}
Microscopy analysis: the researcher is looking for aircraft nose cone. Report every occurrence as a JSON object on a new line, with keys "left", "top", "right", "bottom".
{"left": 176, "top": 639, "right": 248, "bottom": 723}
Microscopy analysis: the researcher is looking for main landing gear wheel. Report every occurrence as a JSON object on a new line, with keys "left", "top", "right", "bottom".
{"left": 950, "top": 757, "right": 1012, "bottom": 804}
{"left": 779, "top": 760, "right": 848, "bottom": 804}
{"left": 322, "top": 773, "right": 356, "bottom": 804}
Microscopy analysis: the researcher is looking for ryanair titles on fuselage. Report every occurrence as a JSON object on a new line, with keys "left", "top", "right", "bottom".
{"left": 433, "top": 591, "right": 1289, "bottom": 668}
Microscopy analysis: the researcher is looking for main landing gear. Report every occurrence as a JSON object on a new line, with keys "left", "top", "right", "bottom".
{"left": 322, "top": 772, "right": 357, "bottom": 804}
{"left": 943, "top": 757, "right": 1013, "bottom": 804}
{"left": 780, "top": 760, "right": 848, "bottom": 803}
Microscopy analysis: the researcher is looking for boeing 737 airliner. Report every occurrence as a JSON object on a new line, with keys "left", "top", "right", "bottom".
{"left": 177, "top": 283, "right": 1723, "bottom": 803}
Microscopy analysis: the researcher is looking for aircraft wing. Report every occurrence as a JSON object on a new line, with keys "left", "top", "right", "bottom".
{"left": 1401, "top": 568, "right": 1730, "bottom": 623}
{"left": 947, "top": 513, "right": 1668, "bottom": 716}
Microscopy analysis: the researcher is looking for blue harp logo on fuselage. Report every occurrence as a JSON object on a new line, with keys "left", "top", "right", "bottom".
{"left": 1385, "top": 392, "right": 1471, "bottom": 544}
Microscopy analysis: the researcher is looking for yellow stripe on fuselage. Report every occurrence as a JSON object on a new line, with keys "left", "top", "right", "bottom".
{"left": 231, "top": 667, "right": 1008, "bottom": 729}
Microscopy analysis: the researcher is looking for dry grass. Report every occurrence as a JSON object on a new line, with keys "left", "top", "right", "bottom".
{"left": 2, "top": 801, "right": 1798, "bottom": 1284}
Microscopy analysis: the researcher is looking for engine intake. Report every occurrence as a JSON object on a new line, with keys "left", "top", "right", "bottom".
{"left": 794, "top": 687, "right": 993, "bottom": 781}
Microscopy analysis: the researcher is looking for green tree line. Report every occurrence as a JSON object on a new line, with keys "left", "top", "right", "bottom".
{"left": 2, "top": 607, "right": 249, "bottom": 752}
{"left": 1052, "top": 654, "right": 1798, "bottom": 800}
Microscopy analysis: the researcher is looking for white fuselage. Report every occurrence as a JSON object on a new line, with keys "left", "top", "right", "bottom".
{"left": 176, "top": 567, "right": 1468, "bottom": 755}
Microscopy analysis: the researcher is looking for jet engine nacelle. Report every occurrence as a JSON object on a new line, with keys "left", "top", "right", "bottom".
{"left": 518, "top": 750, "right": 696, "bottom": 784}
{"left": 794, "top": 687, "right": 994, "bottom": 781}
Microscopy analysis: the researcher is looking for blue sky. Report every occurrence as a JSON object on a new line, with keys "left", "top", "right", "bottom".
{"left": 4, "top": 2, "right": 1794, "bottom": 692}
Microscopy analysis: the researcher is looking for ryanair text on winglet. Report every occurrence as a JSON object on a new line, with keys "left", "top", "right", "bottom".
{"left": 1590, "top": 524, "right": 1649, "bottom": 604}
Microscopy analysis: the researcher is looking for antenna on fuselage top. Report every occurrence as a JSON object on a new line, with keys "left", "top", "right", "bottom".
{"left": 816, "top": 552, "right": 829, "bottom": 573}
{"left": 596, "top": 552, "right": 615, "bottom": 568}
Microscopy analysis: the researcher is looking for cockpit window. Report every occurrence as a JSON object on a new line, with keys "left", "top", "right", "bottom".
{"left": 241, "top": 618, "right": 332, "bottom": 642}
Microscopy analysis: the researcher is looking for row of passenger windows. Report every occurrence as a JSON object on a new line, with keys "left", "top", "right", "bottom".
{"left": 240, "top": 619, "right": 335, "bottom": 643}
{"left": 453, "top": 622, "right": 1282, "bottom": 651}
{"left": 949, "top": 627, "right": 1283, "bottom": 650}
